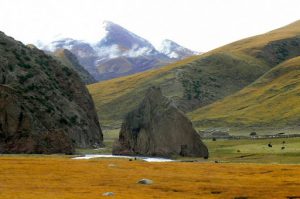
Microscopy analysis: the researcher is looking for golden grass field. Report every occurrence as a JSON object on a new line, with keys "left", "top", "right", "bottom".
{"left": 0, "top": 156, "right": 300, "bottom": 199}
{"left": 211, "top": 20, "right": 300, "bottom": 55}
{"left": 189, "top": 55, "right": 300, "bottom": 128}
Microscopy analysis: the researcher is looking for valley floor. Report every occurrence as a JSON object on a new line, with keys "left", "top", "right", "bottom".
{"left": 78, "top": 130, "right": 300, "bottom": 164}
{"left": 0, "top": 156, "right": 300, "bottom": 199}
{"left": 1, "top": 132, "right": 300, "bottom": 199}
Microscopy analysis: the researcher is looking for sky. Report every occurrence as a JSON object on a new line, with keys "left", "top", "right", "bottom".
{"left": 0, "top": 0, "right": 300, "bottom": 52}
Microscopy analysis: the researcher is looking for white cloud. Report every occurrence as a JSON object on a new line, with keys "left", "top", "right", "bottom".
{"left": 0, "top": 0, "right": 300, "bottom": 51}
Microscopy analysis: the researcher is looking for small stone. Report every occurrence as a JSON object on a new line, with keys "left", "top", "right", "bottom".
{"left": 108, "top": 164, "right": 116, "bottom": 167}
{"left": 211, "top": 191, "right": 222, "bottom": 194}
{"left": 137, "top": 179, "right": 153, "bottom": 185}
{"left": 102, "top": 192, "right": 114, "bottom": 196}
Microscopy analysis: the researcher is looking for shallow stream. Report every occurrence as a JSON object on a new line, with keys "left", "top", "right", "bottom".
{"left": 73, "top": 154, "right": 174, "bottom": 162}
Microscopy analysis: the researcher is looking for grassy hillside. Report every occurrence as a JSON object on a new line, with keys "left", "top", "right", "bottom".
{"left": 88, "top": 56, "right": 200, "bottom": 127}
{"left": 212, "top": 20, "right": 300, "bottom": 56}
{"left": 190, "top": 56, "right": 300, "bottom": 128}
{"left": 88, "top": 20, "right": 300, "bottom": 129}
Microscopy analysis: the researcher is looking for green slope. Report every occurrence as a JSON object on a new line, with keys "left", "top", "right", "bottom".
{"left": 88, "top": 20, "right": 300, "bottom": 129}
{"left": 189, "top": 56, "right": 300, "bottom": 128}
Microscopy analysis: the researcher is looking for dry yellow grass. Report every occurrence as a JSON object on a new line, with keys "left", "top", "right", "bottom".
{"left": 211, "top": 20, "right": 300, "bottom": 54}
{"left": 87, "top": 55, "right": 200, "bottom": 126}
{"left": 1, "top": 156, "right": 300, "bottom": 199}
{"left": 189, "top": 56, "right": 300, "bottom": 127}
{"left": 87, "top": 55, "right": 200, "bottom": 106}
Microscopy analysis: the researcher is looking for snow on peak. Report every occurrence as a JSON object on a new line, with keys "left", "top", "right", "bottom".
{"left": 159, "top": 39, "right": 197, "bottom": 59}
{"left": 95, "top": 21, "right": 158, "bottom": 58}
{"left": 102, "top": 20, "right": 120, "bottom": 31}
{"left": 41, "top": 38, "right": 77, "bottom": 51}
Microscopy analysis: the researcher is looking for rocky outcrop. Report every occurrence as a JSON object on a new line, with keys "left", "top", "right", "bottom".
{"left": 113, "top": 87, "right": 208, "bottom": 158}
{"left": 0, "top": 31, "right": 103, "bottom": 154}
{"left": 52, "top": 49, "right": 96, "bottom": 85}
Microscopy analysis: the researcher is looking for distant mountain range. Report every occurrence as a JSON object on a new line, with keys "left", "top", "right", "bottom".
{"left": 40, "top": 21, "right": 198, "bottom": 81}
{"left": 87, "top": 20, "right": 300, "bottom": 130}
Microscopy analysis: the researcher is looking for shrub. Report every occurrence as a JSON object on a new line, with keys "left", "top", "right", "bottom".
{"left": 250, "top": 132, "right": 257, "bottom": 136}
{"left": 69, "top": 115, "right": 78, "bottom": 125}
{"left": 62, "top": 67, "right": 72, "bottom": 76}
{"left": 18, "top": 72, "right": 34, "bottom": 84}
{"left": 19, "top": 62, "right": 31, "bottom": 69}
{"left": 24, "top": 56, "right": 31, "bottom": 61}
{"left": 24, "top": 84, "right": 37, "bottom": 92}
{"left": 8, "top": 64, "right": 14, "bottom": 71}
{"left": 59, "top": 118, "right": 69, "bottom": 125}
{"left": 13, "top": 52, "right": 22, "bottom": 61}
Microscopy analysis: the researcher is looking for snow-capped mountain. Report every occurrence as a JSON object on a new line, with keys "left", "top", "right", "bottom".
{"left": 159, "top": 39, "right": 198, "bottom": 59}
{"left": 39, "top": 22, "right": 197, "bottom": 81}
{"left": 42, "top": 38, "right": 96, "bottom": 58}
{"left": 41, "top": 38, "right": 100, "bottom": 78}
{"left": 92, "top": 21, "right": 171, "bottom": 80}
{"left": 94, "top": 21, "right": 160, "bottom": 59}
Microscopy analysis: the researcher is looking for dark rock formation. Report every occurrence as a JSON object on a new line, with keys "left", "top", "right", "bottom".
{"left": 52, "top": 49, "right": 96, "bottom": 85}
{"left": 113, "top": 86, "right": 208, "bottom": 158}
{"left": 0, "top": 31, "right": 103, "bottom": 154}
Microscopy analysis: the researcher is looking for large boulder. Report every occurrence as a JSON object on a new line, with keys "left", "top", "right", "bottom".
{"left": 113, "top": 86, "right": 208, "bottom": 158}
{"left": 0, "top": 31, "right": 103, "bottom": 154}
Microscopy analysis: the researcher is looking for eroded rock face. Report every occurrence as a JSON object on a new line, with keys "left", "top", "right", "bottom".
{"left": 113, "top": 87, "right": 208, "bottom": 158}
{"left": 52, "top": 49, "right": 96, "bottom": 85}
{"left": 0, "top": 32, "right": 103, "bottom": 154}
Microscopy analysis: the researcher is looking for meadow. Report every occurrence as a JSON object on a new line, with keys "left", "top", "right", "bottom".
{"left": 1, "top": 130, "right": 300, "bottom": 199}
{"left": 78, "top": 130, "right": 300, "bottom": 164}
{"left": 0, "top": 156, "right": 300, "bottom": 199}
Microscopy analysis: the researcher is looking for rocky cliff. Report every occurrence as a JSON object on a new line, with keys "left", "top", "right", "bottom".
{"left": 113, "top": 87, "right": 208, "bottom": 158}
{"left": 52, "top": 48, "right": 96, "bottom": 84}
{"left": 0, "top": 32, "right": 103, "bottom": 154}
